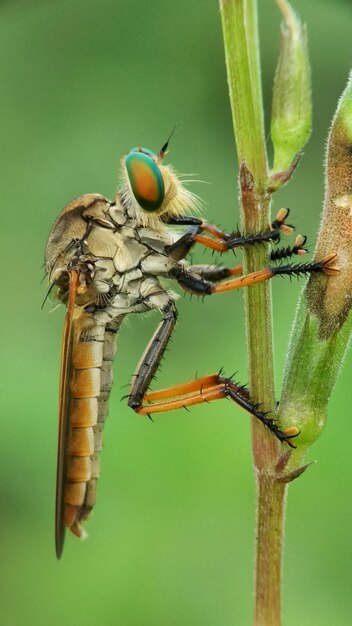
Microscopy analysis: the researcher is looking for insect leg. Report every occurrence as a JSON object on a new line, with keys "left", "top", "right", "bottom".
{"left": 180, "top": 235, "right": 308, "bottom": 284}
{"left": 269, "top": 235, "right": 308, "bottom": 262}
{"left": 222, "top": 208, "right": 294, "bottom": 251}
{"left": 162, "top": 215, "right": 204, "bottom": 227}
{"left": 128, "top": 301, "right": 177, "bottom": 409}
{"left": 169, "top": 253, "right": 338, "bottom": 295}
{"left": 184, "top": 263, "right": 243, "bottom": 281}
{"left": 164, "top": 220, "right": 234, "bottom": 254}
{"left": 165, "top": 209, "right": 295, "bottom": 254}
{"left": 185, "top": 234, "right": 308, "bottom": 280}
{"left": 162, "top": 214, "right": 242, "bottom": 240}
{"left": 133, "top": 372, "right": 298, "bottom": 447}
{"left": 165, "top": 225, "right": 202, "bottom": 261}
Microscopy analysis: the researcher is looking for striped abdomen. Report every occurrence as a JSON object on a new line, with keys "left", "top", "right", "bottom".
{"left": 63, "top": 318, "right": 118, "bottom": 538}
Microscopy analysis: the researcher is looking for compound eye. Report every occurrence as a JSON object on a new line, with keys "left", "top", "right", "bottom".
{"left": 125, "top": 149, "right": 165, "bottom": 212}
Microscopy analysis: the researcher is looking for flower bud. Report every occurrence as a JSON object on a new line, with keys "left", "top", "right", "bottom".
{"left": 271, "top": 0, "right": 312, "bottom": 174}
{"left": 277, "top": 72, "right": 352, "bottom": 453}
{"left": 307, "top": 72, "right": 352, "bottom": 338}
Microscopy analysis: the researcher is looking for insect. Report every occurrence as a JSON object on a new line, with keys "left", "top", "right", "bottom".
{"left": 45, "top": 139, "right": 338, "bottom": 558}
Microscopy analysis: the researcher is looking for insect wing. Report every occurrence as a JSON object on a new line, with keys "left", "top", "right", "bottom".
{"left": 55, "top": 270, "right": 78, "bottom": 559}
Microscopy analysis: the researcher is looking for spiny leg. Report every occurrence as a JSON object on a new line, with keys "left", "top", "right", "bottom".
{"left": 134, "top": 372, "right": 298, "bottom": 447}
{"left": 223, "top": 208, "right": 295, "bottom": 250}
{"left": 162, "top": 215, "right": 227, "bottom": 239}
{"left": 270, "top": 235, "right": 308, "bottom": 262}
{"left": 185, "top": 264, "right": 243, "bottom": 280}
{"left": 169, "top": 253, "right": 338, "bottom": 296}
{"left": 128, "top": 301, "right": 177, "bottom": 409}
{"left": 193, "top": 208, "right": 294, "bottom": 252}
{"left": 163, "top": 217, "right": 232, "bottom": 261}
{"left": 163, "top": 209, "right": 293, "bottom": 241}
{"left": 164, "top": 209, "right": 294, "bottom": 257}
{"left": 127, "top": 313, "right": 298, "bottom": 445}
{"left": 144, "top": 372, "right": 250, "bottom": 402}
{"left": 165, "top": 225, "right": 202, "bottom": 262}
{"left": 185, "top": 236, "right": 308, "bottom": 282}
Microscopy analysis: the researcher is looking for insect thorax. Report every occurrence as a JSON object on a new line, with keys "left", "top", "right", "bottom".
{"left": 46, "top": 194, "right": 179, "bottom": 324}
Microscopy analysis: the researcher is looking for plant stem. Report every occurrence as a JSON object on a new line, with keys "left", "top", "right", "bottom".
{"left": 254, "top": 477, "right": 286, "bottom": 625}
{"left": 219, "top": 1, "right": 286, "bottom": 624}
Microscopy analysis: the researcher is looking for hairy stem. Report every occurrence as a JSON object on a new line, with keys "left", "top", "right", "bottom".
{"left": 254, "top": 477, "right": 286, "bottom": 625}
{"left": 219, "top": 1, "right": 286, "bottom": 624}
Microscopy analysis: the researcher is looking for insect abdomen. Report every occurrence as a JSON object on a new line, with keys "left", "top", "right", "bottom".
{"left": 63, "top": 324, "right": 117, "bottom": 537}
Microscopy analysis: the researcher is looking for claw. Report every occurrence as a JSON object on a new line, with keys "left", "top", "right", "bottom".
{"left": 281, "top": 425, "right": 300, "bottom": 448}
{"left": 293, "top": 234, "right": 308, "bottom": 256}
{"left": 321, "top": 252, "right": 339, "bottom": 276}
{"left": 271, "top": 208, "right": 295, "bottom": 236}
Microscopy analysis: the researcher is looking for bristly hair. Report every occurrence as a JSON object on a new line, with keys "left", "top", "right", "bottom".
{"left": 119, "top": 158, "right": 202, "bottom": 230}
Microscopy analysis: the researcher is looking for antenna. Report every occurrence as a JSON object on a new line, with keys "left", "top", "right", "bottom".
{"left": 159, "top": 125, "right": 177, "bottom": 159}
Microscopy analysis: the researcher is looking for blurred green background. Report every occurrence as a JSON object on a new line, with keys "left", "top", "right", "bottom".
{"left": 1, "top": 0, "right": 351, "bottom": 624}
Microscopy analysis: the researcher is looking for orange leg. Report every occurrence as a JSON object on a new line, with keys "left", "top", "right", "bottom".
{"left": 192, "top": 209, "right": 295, "bottom": 253}
{"left": 200, "top": 222, "right": 228, "bottom": 239}
{"left": 225, "top": 265, "right": 243, "bottom": 276}
{"left": 144, "top": 373, "right": 223, "bottom": 401}
{"left": 127, "top": 248, "right": 339, "bottom": 449}
{"left": 164, "top": 209, "right": 297, "bottom": 263}
{"left": 186, "top": 264, "right": 243, "bottom": 280}
{"left": 193, "top": 234, "right": 228, "bottom": 252}
{"left": 212, "top": 268, "right": 273, "bottom": 293}
{"left": 126, "top": 308, "right": 298, "bottom": 446}
{"left": 169, "top": 254, "right": 338, "bottom": 296}
{"left": 133, "top": 373, "right": 299, "bottom": 448}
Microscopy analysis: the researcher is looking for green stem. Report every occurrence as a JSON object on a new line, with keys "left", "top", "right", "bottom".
{"left": 254, "top": 478, "right": 287, "bottom": 626}
{"left": 220, "top": 0, "right": 267, "bottom": 184}
{"left": 219, "top": 2, "right": 286, "bottom": 624}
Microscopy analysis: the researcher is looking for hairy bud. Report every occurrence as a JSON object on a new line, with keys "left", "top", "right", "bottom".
{"left": 278, "top": 73, "right": 352, "bottom": 452}
{"left": 271, "top": 0, "right": 312, "bottom": 174}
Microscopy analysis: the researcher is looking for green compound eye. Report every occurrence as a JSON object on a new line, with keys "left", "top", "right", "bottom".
{"left": 129, "top": 147, "right": 155, "bottom": 158}
{"left": 125, "top": 149, "right": 165, "bottom": 212}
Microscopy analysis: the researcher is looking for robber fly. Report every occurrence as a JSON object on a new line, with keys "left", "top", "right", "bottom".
{"left": 45, "top": 138, "right": 338, "bottom": 558}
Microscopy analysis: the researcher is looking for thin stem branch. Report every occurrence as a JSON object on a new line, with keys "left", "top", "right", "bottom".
{"left": 220, "top": 0, "right": 267, "bottom": 186}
